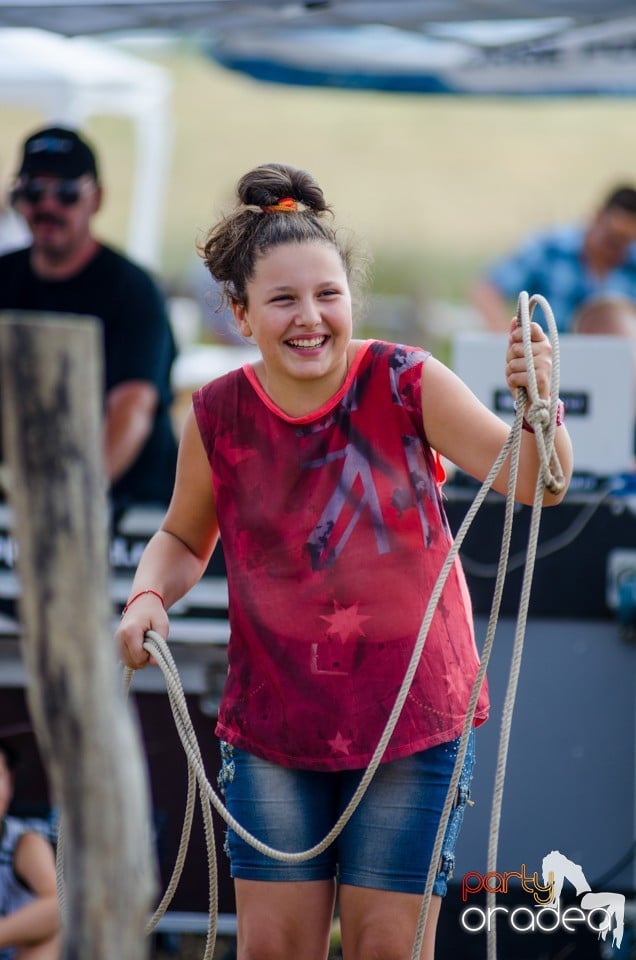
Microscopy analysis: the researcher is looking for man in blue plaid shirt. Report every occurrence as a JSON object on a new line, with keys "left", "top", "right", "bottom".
{"left": 472, "top": 185, "right": 636, "bottom": 333}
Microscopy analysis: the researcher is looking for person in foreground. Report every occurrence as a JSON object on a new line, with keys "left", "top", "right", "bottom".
{"left": 0, "top": 742, "right": 60, "bottom": 960}
{"left": 117, "top": 163, "right": 573, "bottom": 960}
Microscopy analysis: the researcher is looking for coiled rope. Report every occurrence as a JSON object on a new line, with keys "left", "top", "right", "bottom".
{"left": 57, "top": 291, "right": 564, "bottom": 960}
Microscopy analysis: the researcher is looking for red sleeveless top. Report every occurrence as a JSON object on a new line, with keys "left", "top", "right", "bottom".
{"left": 193, "top": 340, "right": 489, "bottom": 771}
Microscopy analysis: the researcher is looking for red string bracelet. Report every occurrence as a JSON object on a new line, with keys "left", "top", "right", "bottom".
{"left": 522, "top": 398, "right": 566, "bottom": 434}
{"left": 121, "top": 589, "right": 165, "bottom": 617}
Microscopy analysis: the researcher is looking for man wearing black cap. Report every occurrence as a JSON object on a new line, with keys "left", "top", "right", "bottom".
{"left": 0, "top": 126, "right": 178, "bottom": 520}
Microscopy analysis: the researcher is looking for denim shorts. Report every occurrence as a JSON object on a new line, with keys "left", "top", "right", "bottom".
{"left": 217, "top": 730, "right": 475, "bottom": 896}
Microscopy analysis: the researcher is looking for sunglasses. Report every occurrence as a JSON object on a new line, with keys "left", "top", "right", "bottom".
{"left": 11, "top": 178, "right": 94, "bottom": 208}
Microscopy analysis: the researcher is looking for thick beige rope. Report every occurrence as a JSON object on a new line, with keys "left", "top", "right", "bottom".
{"left": 118, "top": 292, "right": 563, "bottom": 960}
{"left": 484, "top": 292, "right": 564, "bottom": 960}
{"left": 413, "top": 291, "right": 564, "bottom": 960}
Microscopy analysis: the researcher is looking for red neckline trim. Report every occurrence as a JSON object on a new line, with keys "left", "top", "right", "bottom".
{"left": 241, "top": 340, "right": 373, "bottom": 424}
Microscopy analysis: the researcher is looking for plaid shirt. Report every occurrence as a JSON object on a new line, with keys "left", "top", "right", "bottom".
{"left": 486, "top": 224, "right": 636, "bottom": 332}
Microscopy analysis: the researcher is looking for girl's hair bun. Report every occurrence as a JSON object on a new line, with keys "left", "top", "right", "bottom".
{"left": 238, "top": 162, "right": 329, "bottom": 213}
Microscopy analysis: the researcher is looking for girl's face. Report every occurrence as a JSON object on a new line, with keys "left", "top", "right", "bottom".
{"left": 233, "top": 241, "right": 353, "bottom": 414}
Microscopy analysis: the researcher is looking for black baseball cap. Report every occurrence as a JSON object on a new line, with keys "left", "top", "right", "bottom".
{"left": 17, "top": 126, "right": 99, "bottom": 181}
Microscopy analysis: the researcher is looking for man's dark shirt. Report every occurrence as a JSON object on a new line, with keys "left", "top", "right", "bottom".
{"left": 0, "top": 244, "right": 178, "bottom": 514}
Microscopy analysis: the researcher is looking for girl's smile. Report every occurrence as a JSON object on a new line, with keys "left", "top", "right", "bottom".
{"left": 285, "top": 335, "right": 329, "bottom": 351}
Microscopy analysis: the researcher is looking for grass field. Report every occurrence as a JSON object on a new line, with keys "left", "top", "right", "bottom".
{"left": 2, "top": 37, "right": 636, "bottom": 307}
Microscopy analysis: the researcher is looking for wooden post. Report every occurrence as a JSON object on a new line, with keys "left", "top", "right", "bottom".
{"left": 0, "top": 314, "right": 156, "bottom": 960}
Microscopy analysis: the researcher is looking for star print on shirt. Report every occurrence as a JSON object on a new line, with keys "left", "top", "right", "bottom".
{"left": 320, "top": 601, "right": 371, "bottom": 643}
{"left": 328, "top": 731, "right": 353, "bottom": 755}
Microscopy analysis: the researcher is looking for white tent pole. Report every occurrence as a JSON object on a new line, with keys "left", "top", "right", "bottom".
{"left": 127, "top": 88, "right": 172, "bottom": 270}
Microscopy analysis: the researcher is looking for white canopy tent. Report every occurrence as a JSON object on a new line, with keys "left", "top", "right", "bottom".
{"left": 0, "top": 28, "right": 171, "bottom": 267}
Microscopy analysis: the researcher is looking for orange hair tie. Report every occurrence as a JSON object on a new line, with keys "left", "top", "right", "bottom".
{"left": 262, "top": 197, "right": 298, "bottom": 213}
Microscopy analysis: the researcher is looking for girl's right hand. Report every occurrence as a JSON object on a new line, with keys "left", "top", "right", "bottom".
{"left": 116, "top": 595, "right": 169, "bottom": 670}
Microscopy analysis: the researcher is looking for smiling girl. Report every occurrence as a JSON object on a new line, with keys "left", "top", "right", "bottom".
{"left": 117, "top": 162, "right": 572, "bottom": 960}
